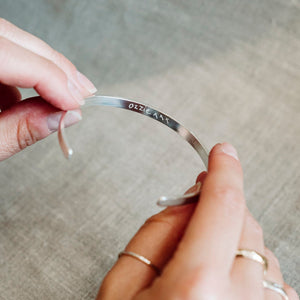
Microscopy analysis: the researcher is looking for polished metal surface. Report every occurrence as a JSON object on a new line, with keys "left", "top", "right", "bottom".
{"left": 85, "top": 96, "right": 209, "bottom": 167}
{"left": 263, "top": 280, "right": 289, "bottom": 300}
{"left": 58, "top": 96, "right": 209, "bottom": 206}
{"left": 236, "top": 249, "right": 268, "bottom": 275}
{"left": 118, "top": 251, "right": 160, "bottom": 275}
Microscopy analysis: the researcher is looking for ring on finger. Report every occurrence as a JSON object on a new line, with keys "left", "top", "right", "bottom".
{"left": 118, "top": 251, "right": 161, "bottom": 275}
{"left": 263, "top": 280, "right": 289, "bottom": 300}
{"left": 236, "top": 249, "right": 268, "bottom": 275}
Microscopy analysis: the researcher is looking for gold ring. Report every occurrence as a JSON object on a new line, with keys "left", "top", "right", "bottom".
{"left": 236, "top": 249, "right": 268, "bottom": 275}
{"left": 263, "top": 280, "right": 289, "bottom": 300}
{"left": 118, "top": 251, "right": 160, "bottom": 275}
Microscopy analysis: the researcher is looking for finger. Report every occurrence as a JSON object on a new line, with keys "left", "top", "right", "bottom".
{"left": 0, "top": 96, "right": 81, "bottom": 161}
{"left": 0, "top": 18, "right": 96, "bottom": 96}
{"left": 170, "top": 143, "right": 245, "bottom": 275}
{"left": 0, "top": 37, "right": 85, "bottom": 110}
{"left": 0, "top": 83, "right": 21, "bottom": 110}
{"left": 284, "top": 284, "right": 299, "bottom": 300}
{"left": 99, "top": 206, "right": 196, "bottom": 300}
{"left": 264, "top": 247, "right": 283, "bottom": 284}
{"left": 97, "top": 174, "right": 207, "bottom": 300}
{"left": 231, "top": 211, "right": 265, "bottom": 299}
{"left": 264, "top": 247, "right": 286, "bottom": 300}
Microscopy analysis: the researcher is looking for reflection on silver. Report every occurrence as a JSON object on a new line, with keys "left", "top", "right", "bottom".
{"left": 118, "top": 250, "right": 160, "bottom": 275}
{"left": 58, "top": 96, "right": 209, "bottom": 206}
{"left": 157, "top": 182, "right": 202, "bottom": 206}
{"left": 263, "top": 280, "right": 289, "bottom": 300}
{"left": 236, "top": 249, "right": 268, "bottom": 275}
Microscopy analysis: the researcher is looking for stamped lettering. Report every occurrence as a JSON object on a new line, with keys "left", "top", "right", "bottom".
{"left": 128, "top": 102, "right": 170, "bottom": 125}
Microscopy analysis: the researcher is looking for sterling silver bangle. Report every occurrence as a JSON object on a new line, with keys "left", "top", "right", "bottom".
{"left": 58, "top": 95, "right": 209, "bottom": 206}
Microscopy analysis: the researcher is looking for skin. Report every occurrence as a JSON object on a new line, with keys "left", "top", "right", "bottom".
{"left": 98, "top": 143, "right": 299, "bottom": 300}
{"left": 0, "top": 19, "right": 298, "bottom": 300}
{"left": 0, "top": 18, "right": 96, "bottom": 161}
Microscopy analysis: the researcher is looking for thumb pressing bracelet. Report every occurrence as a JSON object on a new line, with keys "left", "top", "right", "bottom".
{"left": 58, "top": 95, "right": 208, "bottom": 207}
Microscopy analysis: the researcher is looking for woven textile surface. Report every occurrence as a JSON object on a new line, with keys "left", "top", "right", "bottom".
{"left": 0, "top": 1, "right": 299, "bottom": 299}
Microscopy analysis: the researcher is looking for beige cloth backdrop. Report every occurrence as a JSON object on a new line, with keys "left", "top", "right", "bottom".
{"left": 0, "top": 0, "right": 299, "bottom": 299}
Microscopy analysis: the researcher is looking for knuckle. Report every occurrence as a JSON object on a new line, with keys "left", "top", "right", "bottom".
{"left": 213, "top": 186, "right": 245, "bottom": 211}
{"left": 143, "top": 213, "right": 174, "bottom": 232}
{"left": 16, "top": 118, "right": 37, "bottom": 151}
{"left": 42, "top": 57, "right": 66, "bottom": 80}
{"left": 42, "top": 56, "right": 59, "bottom": 74}
{"left": 174, "top": 268, "right": 222, "bottom": 300}
{"left": 144, "top": 213, "right": 165, "bottom": 225}
{"left": 50, "top": 50, "right": 65, "bottom": 65}
{"left": 50, "top": 49, "right": 76, "bottom": 75}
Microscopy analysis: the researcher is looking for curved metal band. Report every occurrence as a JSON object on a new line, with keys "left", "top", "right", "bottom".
{"left": 118, "top": 250, "right": 160, "bottom": 275}
{"left": 58, "top": 96, "right": 209, "bottom": 206}
{"left": 263, "top": 280, "right": 289, "bottom": 300}
{"left": 236, "top": 249, "right": 268, "bottom": 275}
{"left": 85, "top": 96, "right": 209, "bottom": 167}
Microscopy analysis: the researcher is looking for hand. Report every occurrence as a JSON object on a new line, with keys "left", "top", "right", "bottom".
{"left": 98, "top": 143, "right": 298, "bottom": 300}
{"left": 0, "top": 18, "right": 97, "bottom": 161}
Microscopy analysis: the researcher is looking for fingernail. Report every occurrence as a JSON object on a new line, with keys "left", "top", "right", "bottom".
{"left": 214, "top": 142, "right": 239, "bottom": 161}
{"left": 77, "top": 71, "right": 97, "bottom": 94}
{"left": 68, "top": 79, "right": 85, "bottom": 105}
{"left": 47, "top": 110, "right": 82, "bottom": 132}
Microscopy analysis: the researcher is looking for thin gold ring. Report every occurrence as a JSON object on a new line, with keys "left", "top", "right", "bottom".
{"left": 263, "top": 280, "right": 289, "bottom": 300}
{"left": 236, "top": 249, "right": 268, "bottom": 275}
{"left": 118, "top": 251, "right": 161, "bottom": 275}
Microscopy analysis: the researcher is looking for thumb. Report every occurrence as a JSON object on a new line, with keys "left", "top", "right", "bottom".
{"left": 0, "top": 96, "right": 81, "bottom": 161}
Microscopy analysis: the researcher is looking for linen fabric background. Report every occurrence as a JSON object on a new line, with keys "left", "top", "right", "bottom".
{"left": 0, "top": 0, "right": 299, "bottom": 299}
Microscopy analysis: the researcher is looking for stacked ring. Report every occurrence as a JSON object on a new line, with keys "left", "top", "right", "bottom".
{"left": 236, "top": 249, "right": 288, "bottom": 300}
{"left": 236, "top": 249, "right": 268, "bottom": 275}
{"left": 118, "top": 251, "right": 161, "bottom": 275}
{"left": 263, "top": 280, "right": 289, "bottom": 300}
{"left": 117, "top": 248, "right": 289, "bottom": 299}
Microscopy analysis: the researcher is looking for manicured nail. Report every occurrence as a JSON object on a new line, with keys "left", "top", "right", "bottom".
{"left": 77, "top": 71, "right": 97, "bottom": 94}
{"left": 47, "top": 110, "right": 82, "bottom": 132}
{"left": 214, "top": 142, "right": 239, "bottom": 161}
{"left": 68, "top": 79, "right": 85, "bottom": 105}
